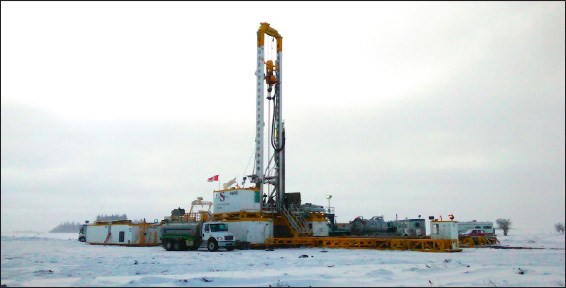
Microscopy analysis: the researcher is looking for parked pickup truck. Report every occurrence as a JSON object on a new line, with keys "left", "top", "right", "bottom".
{"left": 461, "top": 229, "right": 485, "bottom": 237}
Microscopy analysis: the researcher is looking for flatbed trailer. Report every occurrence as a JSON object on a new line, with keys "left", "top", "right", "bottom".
{"left": 458, "top": 235, "right": 500, "bottom": 248}
{"left": 265, "top": 236, "right": 462, "bottom": 252}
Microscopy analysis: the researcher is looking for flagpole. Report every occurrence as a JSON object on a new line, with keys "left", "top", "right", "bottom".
{"left": 218, "top": 177, "right": 221, "bottom": 190}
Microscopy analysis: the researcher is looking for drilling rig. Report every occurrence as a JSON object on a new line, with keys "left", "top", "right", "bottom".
{"left": 78, "top": 23, "right": 464, "bottom": 252}
{"left": 205, "top": 23, "right": 461, "bottom": 252}
{"left": 208, "top": 22, "right": 330, "bottom": 249}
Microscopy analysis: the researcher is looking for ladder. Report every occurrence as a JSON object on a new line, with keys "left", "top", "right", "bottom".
{"left": 281, "top": 204, "right": 310, "bottom": 236}
{"left": 103, "top": 225, "right": 111, "bottom": 245}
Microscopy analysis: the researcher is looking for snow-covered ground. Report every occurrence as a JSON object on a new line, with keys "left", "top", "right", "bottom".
{"left": 1, "top": 230, "right": 564, "bottom": 287}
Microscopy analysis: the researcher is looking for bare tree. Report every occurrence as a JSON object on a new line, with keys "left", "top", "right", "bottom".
{"left": 496, "top": 218, "right": 511, "bottom": 236}
{"left": 555, "top": 223, "right": 565, "bottom": 234}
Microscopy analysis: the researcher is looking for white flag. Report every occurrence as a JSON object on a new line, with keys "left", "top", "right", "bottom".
{"left": 223, "top": 177, "right": 237, "bottom": 189}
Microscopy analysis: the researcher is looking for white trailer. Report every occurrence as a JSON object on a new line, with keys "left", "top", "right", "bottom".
{"left": 222, "top": 219, "right": 273, "bottom": 248}
{"left": 85, "top": 220, "right": 160, "bottom": 246}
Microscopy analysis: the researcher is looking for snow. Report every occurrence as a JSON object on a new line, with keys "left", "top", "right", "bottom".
{"left": 1, "top": 231, "right": 564, "bottom": 287}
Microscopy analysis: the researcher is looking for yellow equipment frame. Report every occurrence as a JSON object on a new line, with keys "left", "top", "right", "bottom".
{"left": 265, "top": 236, "right": 462, "bottom": 252}
{"left": 458, "top": 235, "right": 500, "bottom": 248}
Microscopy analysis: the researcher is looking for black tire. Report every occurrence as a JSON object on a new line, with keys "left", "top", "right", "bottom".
{"left": 164, "top": 240, "right": 174, "bottom": 251}
{"left": 188, "top": 240, "right": 201, "bottom": 251}
{"left": 207, "top": 239, "right": 219, "bottom": 252}
{"left": 226, "top": 246, "right": 234, "bottom": 251}
{"left": 174, "top": 240, "right": 185, "bottom": 251}
{"left": 78, "top": 236, "right": 86, "bottom": 242}
{"left": 238, "top": 242, "right": 251, "bottom": 250}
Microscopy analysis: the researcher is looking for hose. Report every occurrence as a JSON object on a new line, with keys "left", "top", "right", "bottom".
{"left": 270, "top": 91, "right": 285, "bottom": 152}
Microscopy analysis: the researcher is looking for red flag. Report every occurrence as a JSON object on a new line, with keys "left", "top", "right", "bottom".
{"left": 207, "top": 175, "right": 219, "bottom": 182}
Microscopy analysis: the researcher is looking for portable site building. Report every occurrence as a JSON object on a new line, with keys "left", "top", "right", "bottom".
{"left": 394, "top": 219, "right": 426, "bottom": 237}
{"left": 430, "top": 220, "right": 460, "bottom": 250}
{"left": 85, "top": 220, "right": 161, "bottom": 246}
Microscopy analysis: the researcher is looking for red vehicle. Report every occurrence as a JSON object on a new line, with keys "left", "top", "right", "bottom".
{"left": 461, "top": 229, "right": 485, "bottom": 237}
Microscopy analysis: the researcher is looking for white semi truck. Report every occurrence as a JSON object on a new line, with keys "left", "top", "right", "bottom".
{"left": 160, "top": 221, "right": 235, "bottom": 252}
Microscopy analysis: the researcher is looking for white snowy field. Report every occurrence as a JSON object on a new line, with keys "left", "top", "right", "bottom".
{"left": 1, "top": 231, "right": 564, "bottom": 287}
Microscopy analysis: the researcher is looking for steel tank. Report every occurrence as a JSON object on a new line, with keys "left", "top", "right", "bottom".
{"left": 350, "top": 216, "right": 389, "bottom": 235}
{"left": 161, "top": 222, "right": 201, "bottom": 238}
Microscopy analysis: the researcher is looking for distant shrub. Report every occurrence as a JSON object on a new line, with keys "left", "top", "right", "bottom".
{"left": 96, "top": 213, "right": 127, "bottom": 222}
{"left": 50, "top": 214, "right": 129, "bottom": 233}
{"left": 496, "top": 218, "right": 511, "bottom": 236}
{"left": 49, "top": 221, "right": 82, "bottom": 233}
{"left": 555, "top": 223, "right": 565, "bottom": 234}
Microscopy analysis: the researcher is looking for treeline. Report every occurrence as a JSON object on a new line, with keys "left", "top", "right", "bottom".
{"left": 49, "top": 214, "right": 128, "bottom": 233}
{"left": 49, "top": 221, "right": 83, "bottom": 233}
{"left": 96, "top": 214, "right": 127, "bottom": 222}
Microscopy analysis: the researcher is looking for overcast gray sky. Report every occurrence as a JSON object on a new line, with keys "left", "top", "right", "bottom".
{"left": 1, "top": 1, "right": 564, "bottom": 234}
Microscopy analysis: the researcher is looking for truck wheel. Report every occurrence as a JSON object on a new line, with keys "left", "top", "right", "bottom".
{"left": 188, "top": 241, "right": 200, "bottom": 251}
{"left": 207, "top": 239, "right": 219, "bottom": 252}
{"left": 226, "top": 247, "right": 234, "bottom": 251}
{"left": 164, "top": 241, "right": 174, "bottom": 251}
{"left": 174, "top": 240, "right": 185, "bottom": 251}
{"left": 189, "top": 240, "right": 202, "bottom": 251}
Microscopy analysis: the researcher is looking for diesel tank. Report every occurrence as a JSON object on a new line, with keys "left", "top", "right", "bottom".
{"left": 350, "top": 216, "right": 390, "bottom": 235}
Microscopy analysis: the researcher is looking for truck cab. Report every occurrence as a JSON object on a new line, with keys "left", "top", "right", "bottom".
{"left": 202, "top": 222, "right": 235, "bottom": 252}
{"left": 78, "top": 223, "right": 87, "bottom": 242}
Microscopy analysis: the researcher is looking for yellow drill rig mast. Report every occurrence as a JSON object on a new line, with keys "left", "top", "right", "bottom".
{"left": 248, "top": 22, "right": 285, "bottom": 213}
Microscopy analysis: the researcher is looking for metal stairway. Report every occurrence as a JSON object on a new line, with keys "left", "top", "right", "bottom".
{"left": 281, "top": 204, "right": 310, "bottom": 236}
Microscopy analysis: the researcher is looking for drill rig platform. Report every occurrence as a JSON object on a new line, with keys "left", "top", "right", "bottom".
{"left": 207, "top": 22, "right": 462, "bottom": 253}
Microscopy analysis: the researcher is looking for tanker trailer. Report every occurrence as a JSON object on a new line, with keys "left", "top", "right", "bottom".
{"left": 160, "top": 221, "right": 235, "bottom": 252}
